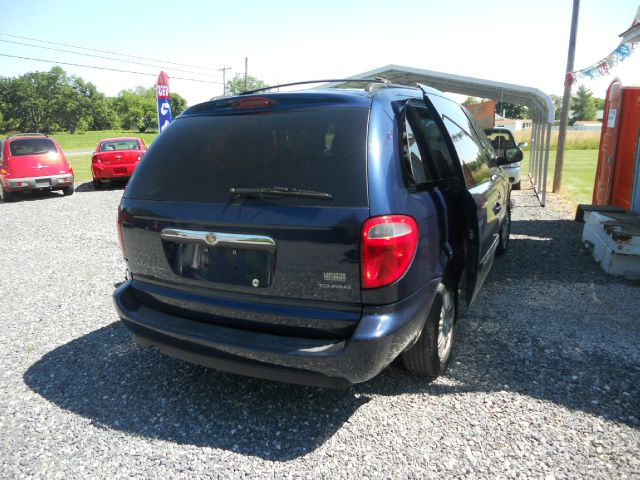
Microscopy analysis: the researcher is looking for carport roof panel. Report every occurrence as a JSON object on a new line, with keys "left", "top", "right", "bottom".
{"left": 329, "top": 64, "right": 555, "bottom": 124}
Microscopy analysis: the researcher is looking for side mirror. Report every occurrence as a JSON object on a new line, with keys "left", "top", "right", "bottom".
{"left": 517, "top": 142, "right": 528, "bottom": 148}
{"left": 497, "top": 147, "right": 523, "bottom": 165}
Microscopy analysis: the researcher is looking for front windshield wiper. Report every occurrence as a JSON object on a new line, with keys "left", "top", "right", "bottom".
{"left": 230, "top": 186, "right": 333, "bottom": 200}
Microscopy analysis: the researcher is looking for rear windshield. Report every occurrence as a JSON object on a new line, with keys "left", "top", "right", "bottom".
{"left": 9, "top": 138, "right": 57, "bottom": 156}
{"left": 125, "top": 108, "right": 369, "bottom": 206}
{"left": 485, "top": 130, "right": 516, "bottom": 149}
{"left": 100, "top": 139, "right": 140, "bottom": 152}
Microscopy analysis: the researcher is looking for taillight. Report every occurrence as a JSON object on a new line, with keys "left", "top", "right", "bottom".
{"left": 117, "top": 209, "right": 128, "bottom": 258}
{"left": 93, "top": 155, "right": 101, "bottom": 163}
{"left": 361, "top": 215, "right": 418, "bottom": 289}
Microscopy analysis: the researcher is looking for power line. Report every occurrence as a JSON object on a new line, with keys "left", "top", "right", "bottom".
{"left": 0, "top": 38, "right": 222, "bottom": 79}
{"left": 0, "top": 53, "right": 223, "bottom": 84}
{"left": 0, "top": 32, "right": 220, "bottom": 73}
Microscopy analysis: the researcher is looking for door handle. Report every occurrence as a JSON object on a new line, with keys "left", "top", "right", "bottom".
{"left": 493, "top": 203, "right": 502, "bottom": 215}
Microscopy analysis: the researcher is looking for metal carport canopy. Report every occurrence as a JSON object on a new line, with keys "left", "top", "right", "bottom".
{"left": 329, "top": 64, "right": 555, "bottom": 205}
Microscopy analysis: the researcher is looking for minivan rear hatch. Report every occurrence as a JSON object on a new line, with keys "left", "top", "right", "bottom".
{"left": 120, "top": 93, "right": 371, "bottom": 337}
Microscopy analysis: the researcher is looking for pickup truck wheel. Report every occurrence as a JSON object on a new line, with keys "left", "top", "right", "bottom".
{"left": 496, "top": 205, "right": 510, "bottom": 255}
{"left": 401, "top": 281, "right": 456, "bottom": 378}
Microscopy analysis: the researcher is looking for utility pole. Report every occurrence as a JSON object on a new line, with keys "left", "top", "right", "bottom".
{"left": 553, "top": 0, "right": 580, "bottom": 193}
{"left": 219, "top": 66, "right": 231, "bottom": 95}
{"left": 244, "top": 57, "right": 248, "bottom": 92}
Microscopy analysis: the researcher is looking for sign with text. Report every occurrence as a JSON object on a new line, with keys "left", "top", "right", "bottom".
{"left": 156, "top": 71, "right": 173, "bottom": 133}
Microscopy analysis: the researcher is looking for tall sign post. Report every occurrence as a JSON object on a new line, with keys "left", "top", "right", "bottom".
{"left": 156, "top": 71, "right": 173, "bottom": 133}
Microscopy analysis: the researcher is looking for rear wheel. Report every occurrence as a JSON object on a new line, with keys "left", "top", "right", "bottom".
{"left": 512, "top": 181, "right": 521, "bottom": 190}
{"left": 93, "top": 179, "right": 102, "bottom": 190}
{"left": 0, "top": 183, "right": 16, "bottom": 202}
{"left": 496, "top": 204, "right": 510, "bottom": 255}
{"left": 63, "top": 184, "right": 74, "bottom": 196}
{"left": 402, "top": 281, "right": 457, "bottom": 378}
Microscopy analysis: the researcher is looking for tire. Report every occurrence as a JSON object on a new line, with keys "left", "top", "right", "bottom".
{"left": 0, "top": 183, "right": 16, "bottom": 202}
{"left": 512, "top": 181, "right": 521, "bottom": 190}
{"left": 496, "top": 203, "right": 510, "bottom": 255}
{"left": 93, "top": 179, "right": 102, "bottom": 190}
{"left": 402, "top": 281, "right": 457, "bottom": 378}
{"left": 62, "top": 184, "right": 74, "bottom": 196}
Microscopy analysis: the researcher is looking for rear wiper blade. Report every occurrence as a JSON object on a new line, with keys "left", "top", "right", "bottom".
{"left": 230, "top": 186, "right": 333, "bottom": 200}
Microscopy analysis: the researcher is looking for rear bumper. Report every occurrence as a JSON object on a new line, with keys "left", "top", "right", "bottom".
{"left": 92, "top": 162, "right": 138, "bottom": 180}
{"left": 113, "top": 278, "right": 439, "bottom": 388}
{"left": 502, "top": 163, "right": 521, "bottom": 185}
{"left": 4, "top": 173, "right": 74, "bottom": 191}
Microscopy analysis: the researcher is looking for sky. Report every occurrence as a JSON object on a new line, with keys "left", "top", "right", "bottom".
{"left": 1, "top": 0, "right": 639, "bottom": 107}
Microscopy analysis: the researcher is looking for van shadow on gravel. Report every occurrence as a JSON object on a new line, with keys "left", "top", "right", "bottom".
{"left": 23, "top": 322, "right": 369, "bottom": 461}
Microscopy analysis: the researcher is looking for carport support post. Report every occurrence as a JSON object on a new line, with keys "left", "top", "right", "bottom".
{"left": 542, "top": 124, "right": 551, "bottom": 206}
{"left": 530, "top": 118, "right": 539, "bottom": 187}
{"left": 553, "top": 0, "right": 580, "bottom": 193}
{"left": 536, "top": 115, "right": 545, "bottom": 192}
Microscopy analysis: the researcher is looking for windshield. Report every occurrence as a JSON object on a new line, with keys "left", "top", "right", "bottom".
{"left": 9, "top": 138, "right": 58, "bottom": 156}
{"left": 125, "top": 107, "right": 370, "bottom": 207}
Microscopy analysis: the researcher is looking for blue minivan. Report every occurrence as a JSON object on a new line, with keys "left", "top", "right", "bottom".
{"left": 113, "top": 82, "right": 518, "bottom": 388}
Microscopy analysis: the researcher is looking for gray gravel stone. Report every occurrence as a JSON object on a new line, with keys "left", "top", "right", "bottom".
{"left": 0, "top": 180, "right": 638, "bottom": 478}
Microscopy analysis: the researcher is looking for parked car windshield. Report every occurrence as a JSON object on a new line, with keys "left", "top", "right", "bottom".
{"left": 125, "top": 107, "right": 370, "bottom": 207}
{"left": 9, "top": 138, "right": 58, "bottom": 156}
{"left": 100, "top": 140, "right": 140, "bottom": 152}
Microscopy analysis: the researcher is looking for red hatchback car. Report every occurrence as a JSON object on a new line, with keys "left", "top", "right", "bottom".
{"left": 92, "top": 137, "right": 146, "bottom": 189}
{"left": 0, "top": 134, "right": 74, "bottom": 202}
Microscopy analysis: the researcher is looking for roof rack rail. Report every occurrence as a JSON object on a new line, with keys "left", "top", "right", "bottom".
{"left": 7, "top": 133, "right": 49, "bottom": 138}
{"left": 239, "top": 78, "right": 389, "bottom": 95}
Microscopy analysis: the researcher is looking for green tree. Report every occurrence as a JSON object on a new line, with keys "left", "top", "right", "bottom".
{"left": 570, "top": 85, "right": 597, "bottom": 124}
{"left": 226, "top": 74, "right": 268, "bottom": 95}
{"left": 114, "top": 86, "right": 157, "bottom": 132}
{"left": 462, "top": 96, "right": 479, "bottom": 107}
{"left": 496, "top": 102, "right": 529, "bottom": 120}
{"left": 170, "top": 92, "right": 188, "bottom": 117}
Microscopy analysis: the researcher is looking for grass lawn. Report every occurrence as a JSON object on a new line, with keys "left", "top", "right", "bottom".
{"left": 67, "top": 154, "right": 93, "bottom": 182}
{"left": 522, "top": 149, "right": 598, "bottom": 206}
{"left": 51, "top": 130, "right": 159, "bottom": 151}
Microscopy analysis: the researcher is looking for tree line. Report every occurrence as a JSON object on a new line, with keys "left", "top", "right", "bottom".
{"left": 0, "top": 67, "right": 187, "bottom": 134}
{"left": 464, "top": 85, "right": 604, "bottom": 125}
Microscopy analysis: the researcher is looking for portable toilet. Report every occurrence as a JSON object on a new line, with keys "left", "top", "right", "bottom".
{"left": 578, "top": 79, "right": 640, "bottom": 278}
{"left": 592, "top": 79, "right": 640, "bottom": 211}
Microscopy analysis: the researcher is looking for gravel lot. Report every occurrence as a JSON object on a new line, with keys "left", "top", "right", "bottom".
{"left": 1, "top": 181, "right": 639, "bottom": 479}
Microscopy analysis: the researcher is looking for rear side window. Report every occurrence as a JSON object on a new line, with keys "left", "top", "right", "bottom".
{"left": 403, "top": 100, "right": 459, "bottom": 186}
{"left": 9, "top": 138, "right": 57, "bottom": 156}
{"left": 428, "top": 95, "right": 491, "bottom": 187}
{"left": 126, "top": 108, "right": 369, "bottom": 207}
